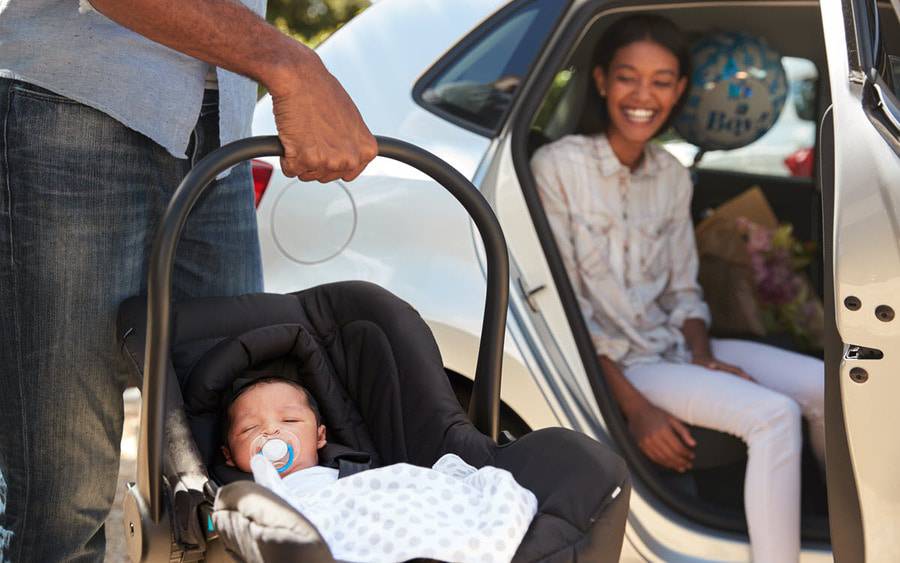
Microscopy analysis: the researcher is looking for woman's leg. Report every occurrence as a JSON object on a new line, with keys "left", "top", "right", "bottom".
{"left": 711, "top": 339, "right": 826, "bottom": 468}
{"left": 624, "top": 362, "right": 803, "bottom": 562}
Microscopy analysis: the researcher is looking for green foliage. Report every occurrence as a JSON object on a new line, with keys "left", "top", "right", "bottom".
{"left": 267, "top": 0, "right": 371, "bottom": 47}
{"left": 532, "top": 67, "right": 574, "bottom": 133}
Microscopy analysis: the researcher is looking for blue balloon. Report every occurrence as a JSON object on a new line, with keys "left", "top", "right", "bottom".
{"left": 675, "top": 32, "right": 787, "bottom": 150}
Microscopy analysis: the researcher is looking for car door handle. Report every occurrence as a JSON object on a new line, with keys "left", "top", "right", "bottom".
{"left": 517, "top": 277, "right": 546, "bottom": 312}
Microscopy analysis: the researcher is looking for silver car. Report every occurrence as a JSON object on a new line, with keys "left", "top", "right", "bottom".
{"left": 251, "top": 0, "right": 900, "bottom": 560}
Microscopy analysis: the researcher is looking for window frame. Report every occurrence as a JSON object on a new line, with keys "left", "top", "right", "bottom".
{"left": 412, "top": 0, "right": 570, "bottom": 138}
{"left": 849, "top": 0, "right": 900, "bottom": 154}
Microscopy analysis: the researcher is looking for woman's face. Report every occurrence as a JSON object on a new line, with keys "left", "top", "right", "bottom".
{"left": 594, "top": 39, "right": 687, "bottom": 147}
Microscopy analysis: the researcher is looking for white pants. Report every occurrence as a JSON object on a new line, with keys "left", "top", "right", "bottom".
{"left": 624, "top": 339, "right": 825, "bottom": 563}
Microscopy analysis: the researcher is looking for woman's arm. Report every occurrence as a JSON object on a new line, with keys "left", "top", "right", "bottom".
{"left": 681, "top": 318, "right": 713, "bottom": 360}
{"left": 681, "top": 318, "right": 754, "bottom": 381}
{"left": 657, "top": 168, "right": 712, "bottom": 328}
{"left": 531, "top": 146, "right": 630, "bottom": 361}
{"left": 598, "top": 356, "right": 696, "bottom": 472}
{"left": 658, "top": 168, "right": 752, "bottom": 380}
{"left": 597, "top": 355, "right": 650, "bottom": 416}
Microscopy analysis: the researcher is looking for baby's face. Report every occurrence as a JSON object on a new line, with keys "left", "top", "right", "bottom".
{"left": 223, "top": 381, "right": 326, "bottom": 477}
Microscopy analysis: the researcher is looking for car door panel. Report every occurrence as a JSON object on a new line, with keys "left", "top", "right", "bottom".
{"left": 818, "top": 106, "right": 866, "bottom": 563}
{"left": 821, "top": 0, "right": 900, "bottom": 559}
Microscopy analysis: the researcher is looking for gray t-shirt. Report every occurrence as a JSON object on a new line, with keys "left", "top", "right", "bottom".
{"left": 0, "top": 0, "right": 266, "bottom": 159}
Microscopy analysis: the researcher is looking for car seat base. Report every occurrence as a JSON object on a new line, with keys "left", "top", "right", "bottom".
{"left": 123, "top": 482, "right": 188, "bottom": 563}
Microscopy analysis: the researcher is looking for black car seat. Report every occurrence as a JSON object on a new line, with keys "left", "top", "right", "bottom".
{"left": 118, "top": 282, "right": 632, "bottom": 562}
{"left": 118, "top": 136, "right": 633, "bottom": 562}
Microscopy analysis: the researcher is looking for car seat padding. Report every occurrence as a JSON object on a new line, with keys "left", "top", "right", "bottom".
{"left": 184, "top": 321, "right": 381, "bottom": 479}
{"left": 160, "top": 282, "right": 494, "bottom": 481}
{"left": 213, "top": 479, "right": 334, "bottom": 563}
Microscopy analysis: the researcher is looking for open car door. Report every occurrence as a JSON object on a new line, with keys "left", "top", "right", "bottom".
{"left": 820, "top": 0, "right": 900, "bottom": 560}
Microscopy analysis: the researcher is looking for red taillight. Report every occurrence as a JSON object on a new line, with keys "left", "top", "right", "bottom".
{"left": 251, "top": 159, "right": 274, "bottom": 207}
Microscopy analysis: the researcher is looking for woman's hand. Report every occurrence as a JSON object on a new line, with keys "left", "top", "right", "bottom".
{"left": 625, "top": 401, "right": 696, "bottom": 472}
{"left": 597, "top": 354, "right": 696, "bottom": 472}
{"left": 692, "top": 355, "right": 755, "bottom": 382}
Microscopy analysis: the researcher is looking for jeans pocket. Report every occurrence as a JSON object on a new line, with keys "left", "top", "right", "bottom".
{"left": 7, "top": 81, "right": 144, "bottom": 174}
{"left": 10, "top": 82, "right": 77, "bottom": 105}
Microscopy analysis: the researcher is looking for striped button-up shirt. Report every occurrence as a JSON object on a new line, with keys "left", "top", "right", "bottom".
{"left": 531, "top": 134, "right": 710, "bottom": 366}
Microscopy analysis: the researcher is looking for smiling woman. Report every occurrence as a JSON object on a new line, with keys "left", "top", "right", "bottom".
{"left": 530, "top": 13, "right": 826, "bottom": 562}
{"left": 578, "top": 14, "right": 691, "bottom": 162}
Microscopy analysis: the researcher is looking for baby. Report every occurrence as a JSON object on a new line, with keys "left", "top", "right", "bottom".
{"left": 221, "top": 377, "right": 339, "bottom": 493}
{"left": 220, "top": 376, "right": 538, "bottom": 563}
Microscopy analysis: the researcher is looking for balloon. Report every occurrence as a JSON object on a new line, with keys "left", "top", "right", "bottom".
{"left": 675, "top": 32, "right": 788, "bottom": 150}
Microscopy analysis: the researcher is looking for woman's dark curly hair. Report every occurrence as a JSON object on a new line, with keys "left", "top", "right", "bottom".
{"left": 578, "top": 14, "right": 691, "bottom": 137}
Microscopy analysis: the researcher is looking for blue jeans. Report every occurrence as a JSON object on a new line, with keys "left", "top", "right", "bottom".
{"left": 0, "top": 78, "right": 262, "bottom": 562}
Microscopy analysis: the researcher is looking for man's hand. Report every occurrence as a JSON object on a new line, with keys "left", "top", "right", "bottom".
{"left": 626, "top": 402, "right": 696, "bottom": 472}
{"left": 269, "top": 53, "right": 377, "bottom": 183}
{"left": 692, "top": 355, "right": 755, "bottom": 382}
{"left": 87, "top": 0, "right": 377, "bottom": 183}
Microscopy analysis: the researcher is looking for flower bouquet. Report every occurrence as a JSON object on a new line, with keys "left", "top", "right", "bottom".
{"left": 695, "top": 187, "right": 824, "bottom": 352}
{"left": 736, "top": 218, "right": 824, "bottom": 351}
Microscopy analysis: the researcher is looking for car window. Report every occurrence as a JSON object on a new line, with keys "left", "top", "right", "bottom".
{"left": 873, "top": 5, "right": 900, "bottom": 137}
{"left": 660, "top": 57, "right": 819, "bottom": 178}
{"left": 417, "top": 0, "right": 567, "bottom": 135}
{"left": 872, "top": 2, "right": 899, "bottom": 85}
{"left": 890, "top": 55, "right": 900, "bottom": 97}
{"left": 532, "top": 66, "right": 575, "bottom": 138}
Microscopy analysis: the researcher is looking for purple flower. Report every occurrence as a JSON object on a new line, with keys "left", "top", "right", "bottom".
{"left": 752, "top": 247, "right": 800, "bottom": 305}
{"left": 735, "top": 216, "right": 821, "bottom": 349}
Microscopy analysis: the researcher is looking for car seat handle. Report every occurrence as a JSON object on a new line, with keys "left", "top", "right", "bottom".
{"left": 139, "top": 135, "right": 509, "bottom": 522}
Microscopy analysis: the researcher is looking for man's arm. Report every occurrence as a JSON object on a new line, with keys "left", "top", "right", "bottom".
{"left": 89, "top": 0, "right": 377, "bottom": 182}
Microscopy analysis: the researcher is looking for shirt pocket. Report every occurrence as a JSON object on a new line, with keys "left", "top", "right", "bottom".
{"left": 572, "top": 211, "right": 613, "bottom": 279}
{"left": 633, "top": 216, "right": 671, "bottom": 278}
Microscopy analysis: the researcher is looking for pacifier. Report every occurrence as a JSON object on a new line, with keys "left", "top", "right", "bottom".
{"left": 250, "top": 431, "right": 298, "bottom": 474}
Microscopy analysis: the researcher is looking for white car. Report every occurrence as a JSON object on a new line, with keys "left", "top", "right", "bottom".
{"left": 251, "top": 0, "right": 900, "bottom": 561}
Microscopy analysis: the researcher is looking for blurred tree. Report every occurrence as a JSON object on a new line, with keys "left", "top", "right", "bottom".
{"left": 267, "top": 0, "right": 371, "bottom": 47}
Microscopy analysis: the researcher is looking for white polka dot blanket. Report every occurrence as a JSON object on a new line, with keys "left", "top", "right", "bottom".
{"left": 251, "top": 453, "right": 538, "bottom": 563}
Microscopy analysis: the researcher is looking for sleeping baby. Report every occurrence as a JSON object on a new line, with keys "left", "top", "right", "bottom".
{"left": 222, "top": 376, "right": 337, "bottom": 491}
{"left": 221, "top": 377, "right": 537, "bottom": 563}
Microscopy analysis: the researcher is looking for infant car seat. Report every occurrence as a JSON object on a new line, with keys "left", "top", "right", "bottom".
{"left": 118, "top": 137, "right": 631, "bottom": 563}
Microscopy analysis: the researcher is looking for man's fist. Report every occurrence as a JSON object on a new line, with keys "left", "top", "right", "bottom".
{"left": 270, "top": 50, "right": 377, "bottom": 183}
